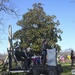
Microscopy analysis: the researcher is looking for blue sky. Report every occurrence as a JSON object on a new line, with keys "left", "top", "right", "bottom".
{"left": 0, "top": 0, "right": 75, "bottom": 53}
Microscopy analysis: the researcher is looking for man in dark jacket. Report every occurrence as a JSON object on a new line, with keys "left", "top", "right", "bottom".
{"left": 15, "top": 46, "right": 28, "bottom": 69}
{"left": 15, "top": 46, "right": 27, "bottom": 61}
{"left": 71, "top": 50, "right": 74, "bottom": 67}
{"left": 41, "top": 39, "right": 50, "bottom": 65}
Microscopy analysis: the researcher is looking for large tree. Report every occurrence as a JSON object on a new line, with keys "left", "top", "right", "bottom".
{"left": 13, "top": 3, "right": 62, "bottom": 51}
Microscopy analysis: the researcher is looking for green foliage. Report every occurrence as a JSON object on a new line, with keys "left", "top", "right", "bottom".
{"left": 13, "top": 3, "right": 63, "bottom": 51}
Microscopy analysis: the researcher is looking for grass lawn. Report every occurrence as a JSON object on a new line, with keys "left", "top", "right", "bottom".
{"left": 0, "top": 62, "right": 74, "bottom": 75}
{"left": 61, "top": 64, "right": 72, "bottom": 75}
{"left": 60, "top": 62, "right": 74, "bottom": 75}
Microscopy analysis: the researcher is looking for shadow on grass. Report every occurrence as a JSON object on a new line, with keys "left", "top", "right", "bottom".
{"left": 62, "top": 65, "right": 72, "bottom": 73}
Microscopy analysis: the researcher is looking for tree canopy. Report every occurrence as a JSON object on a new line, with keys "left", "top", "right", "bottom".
{"left": 13, "top": 3, "right": 63, "bottom": 51}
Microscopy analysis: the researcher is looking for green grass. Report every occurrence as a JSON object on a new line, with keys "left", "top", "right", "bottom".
{"left": 61, "top": 65, "right": 72, "bottom": 75}
{"left": 0, "top": 62, "right": 74, "bottom": 75}
{"left": 59, "top": 62, "right": 74, "bottom": 75}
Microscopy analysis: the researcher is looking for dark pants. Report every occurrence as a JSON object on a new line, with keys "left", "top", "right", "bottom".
{"left": 25, "top": 58, "right": 31, "bottom": 68}
{"left": 41, "top": 51, "right": 47, "bottom": 65}
{"left": 71, "top": 58, "right": 74, "bottom": 67}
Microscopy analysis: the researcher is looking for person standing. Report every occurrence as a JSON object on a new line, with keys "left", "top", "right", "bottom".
{"left": 71, "top": 50, "right": 74, "bottom": 67}
{"left": 41, "top": 39, "right": 49, "bottom": 65}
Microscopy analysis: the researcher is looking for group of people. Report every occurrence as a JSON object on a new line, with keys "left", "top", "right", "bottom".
{"left": 14, "top": 39, "right": 52, "bottom": 68}
{"left": 15, "top": 46, "right": 33, "bottom": 68}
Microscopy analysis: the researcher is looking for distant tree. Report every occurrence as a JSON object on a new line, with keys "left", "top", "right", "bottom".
{"left": 13, "top": 3, "right": 63, "bottom": 51}
{"left": 0, "top": 0, "right": 19, "bottom": 34}
{"left": 0, "top": 0, "right": 18, "bottom": 15}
